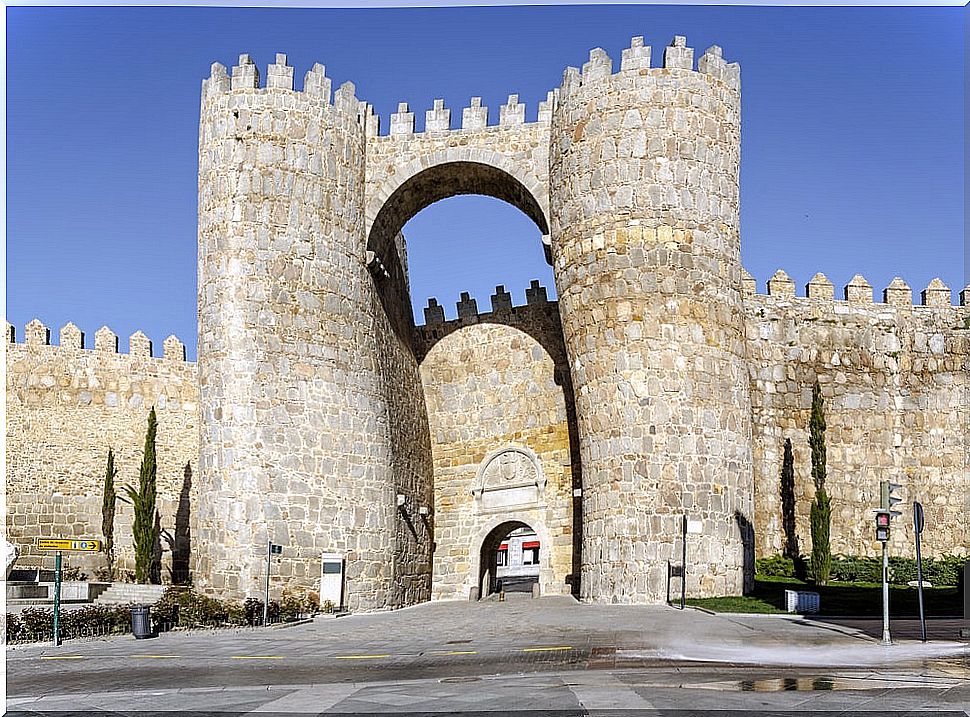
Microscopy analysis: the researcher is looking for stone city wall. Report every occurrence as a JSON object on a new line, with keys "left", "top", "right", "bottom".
{"left": 371, "top": 234, "right": 436, "bottom": 609}
{"left": 197, "top": 54, "right": 433, "bottom": 609}
{"left": 5, "top": 320, "right": 198, "bottom": 580}
{"left": 745, "top": 271, "right": 970, "bottom": 560}
{"left": 416, "top": 287, "right": 578, "bottom": 601}
{"left": 549, "top": 37, "right": 753, "bottom": 602}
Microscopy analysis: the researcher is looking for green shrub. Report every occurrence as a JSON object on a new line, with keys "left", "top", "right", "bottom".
{"left": 6, "top": 604, "right": 133, "bottom": 643}
{"left": 830, "top": 556, "right": 882, "bottom": 583}
{"left": 921, "top": 556, "right": 966, "bottom": 586}
{"left": 755, "top": 554, "right": 797, "bottom": 578}
{"left": 153, "top": 586, "right": 240, "bottom": 628}
{"left": 7, "top": 584, "right": 328, "bottom": 643}
{"left": 279, "top": 588, "right": 320, "bottom": 621}
{"left": 760, "top": 554, "right": 967, "bottom": 586}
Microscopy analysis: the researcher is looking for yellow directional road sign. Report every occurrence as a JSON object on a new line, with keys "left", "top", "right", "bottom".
{"left": 37, "top": 539, "right": 102, "bottom": 552}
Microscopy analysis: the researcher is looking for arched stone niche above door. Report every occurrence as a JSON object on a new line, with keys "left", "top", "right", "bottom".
{"left": 472, "top": 445, "right": 546, "bottom": 512}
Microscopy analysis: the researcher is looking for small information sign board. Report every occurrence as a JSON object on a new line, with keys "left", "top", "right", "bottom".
{"left": 38, "top": 539, "right": 102, "bottom": 552}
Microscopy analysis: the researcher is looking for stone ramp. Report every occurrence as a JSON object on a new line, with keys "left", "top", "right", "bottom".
{"left": 94, "top": 583, "right": 167, "bottom": 605}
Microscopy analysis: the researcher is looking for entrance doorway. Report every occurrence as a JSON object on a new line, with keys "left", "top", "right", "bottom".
{"left": 478, "top": 520, "right": 539, "bottom": 598}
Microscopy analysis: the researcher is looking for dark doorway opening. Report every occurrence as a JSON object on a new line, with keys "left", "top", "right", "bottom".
{"left": 478, "top": 520, "right": 539, "bottom": 598}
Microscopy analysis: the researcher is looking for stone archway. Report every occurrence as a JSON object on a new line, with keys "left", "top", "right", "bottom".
{"left": 476, "top": 518, "right": 546, "bottom": 598}
{"left": 421, "top": 324, "right": 579, "bottom": 602}
{"left": 367, "top": 160, "right": 548, "bottom": 262}
{"left": 364, "top": 157, "right": 551, "bottom": 343}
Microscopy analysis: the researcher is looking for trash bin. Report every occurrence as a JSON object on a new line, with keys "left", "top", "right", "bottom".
{"left": 131, "top": 604, "right": 154, "bottom": 639}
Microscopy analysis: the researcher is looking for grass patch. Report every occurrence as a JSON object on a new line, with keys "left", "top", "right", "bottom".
{"left": 685, "top": 595, "right": 784, "bottom": 614}
{"left": 683, "top": 578, "right": 961, "bottom": 616}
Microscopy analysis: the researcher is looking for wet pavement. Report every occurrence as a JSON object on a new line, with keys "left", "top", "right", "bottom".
{"left": 7, "top": 596, "right": 969, "bottom": 714}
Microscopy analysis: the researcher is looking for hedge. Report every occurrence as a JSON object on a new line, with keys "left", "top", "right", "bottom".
{"left": 6, "top": 586, "right": 320, "bottom": 644}
{"left": 756, "top": 553, "right": 965, "bottom": 586}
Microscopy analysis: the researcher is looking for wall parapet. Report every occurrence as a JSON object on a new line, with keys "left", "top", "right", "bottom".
{"left": 379, "top": 91, "right": 554, "bottom": 139}
{"left": 419, "top": 280, "right": 555, "bottom": 328}
{"left": 202, "top": 53, "right": 367, "bottom": 128}
{"left": 413, "top": 281, "right": 563, "bottom": 365}
{"left": 741, "top": 270, "right": 968, "bottom": 309}
{"left": 7, "top": 319, "right": 190, "bottom": 362}
{"left": 556, "top": 35, "right": 740, "bottom": 104}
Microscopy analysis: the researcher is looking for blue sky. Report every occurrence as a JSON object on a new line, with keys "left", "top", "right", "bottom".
{"left": 6, "top": 5, "right": 964, "bottom": 360}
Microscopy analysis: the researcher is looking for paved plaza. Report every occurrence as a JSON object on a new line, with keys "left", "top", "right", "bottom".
{"left": 7, "top": 597, "right": 968, "bottom": 714}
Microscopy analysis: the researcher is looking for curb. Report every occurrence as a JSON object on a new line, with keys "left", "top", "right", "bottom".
{"left": 266, "top": 618, "right": 314, "bottom": 630}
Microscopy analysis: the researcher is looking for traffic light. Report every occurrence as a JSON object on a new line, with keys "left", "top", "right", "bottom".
{"left": 880, "top": 480, "right": 903, "bottom": 516}
{"left": 875, "top": 510, "right": 891, "bottom": 542}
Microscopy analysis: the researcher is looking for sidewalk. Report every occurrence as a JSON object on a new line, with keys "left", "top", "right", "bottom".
{"left": 9, "top": 596, "right": 968, "bottom": 668}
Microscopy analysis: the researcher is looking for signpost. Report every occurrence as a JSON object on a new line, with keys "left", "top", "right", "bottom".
{"left": 38, "top": 539, "right": 101, "bottom": 552}
{"left": 263, "top": 541, "right": 283, "bottom": 626}
{"left": 680, "top": 515, "right": 687, "bottom": 610}
{"left": 670, "top": 516, "right": 702, "bottom": 610}
{"left": 37, "top": 538, "right": 103, "bottom": 647}
{"left": 876, "top": 480, "right": 903, "bottom": 646}
{"left": 914, "top": 501, "right": 926, "bottom": 643}
{"left": 53, "top": 551, "right": 62, "bottom": 646}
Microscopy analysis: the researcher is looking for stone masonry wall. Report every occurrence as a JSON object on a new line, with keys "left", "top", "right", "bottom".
{"left": 416, "top": 291, "right": 577, "bottom": 601}
{"left": 196, "top": 55, "right": 429, "bottom": 610}
{"left": 549, "top": 37, "right": 753, "bottom": 602}
{"left": 371, "top": 235, "right": 435, "bottom": 609}
{"left": 364, "top": 94, "right": 552, "bottom": 257}
{"left": 5, "top": 321, "right": 198, "bottom": 580}
{"left": 745, "top": 272, "right": 970, "bottom": 560}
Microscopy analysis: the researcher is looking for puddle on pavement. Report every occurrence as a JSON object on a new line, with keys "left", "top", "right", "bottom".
{"left": 737, "top": 677, "right": 837, "bottom": 691}
{"left": 698, "top": 676, "right": 932, "bottom": 691}
{"left": 439, "top": 676, "right": 482, "bottom": 683}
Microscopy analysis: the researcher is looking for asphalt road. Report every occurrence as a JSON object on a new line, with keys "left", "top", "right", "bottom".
{"left": 7, "top": 596, "right": 969, "bottom": 715}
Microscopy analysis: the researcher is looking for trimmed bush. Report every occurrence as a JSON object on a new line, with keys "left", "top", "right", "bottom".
{"left": 6, "top": 604, "right": 133, "bottom": 643}
{"left": 154, "top": 586, "right": 240, "bottom": 628}
{"left": 755, "top": 554, "right": 796, "bottom": 578}
{"left": 757, "top": 553, "right": 965, "bottom": 586}
{"left": 6, "top": 586, "right": 322, "bottom": 643}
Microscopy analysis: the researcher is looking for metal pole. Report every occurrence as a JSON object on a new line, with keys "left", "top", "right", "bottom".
{"left": 881, "top": 541, "right": 891, "bottom": 645}
{"left": 666, "top": 560, "right": 671, "bottom": 606}
{"left": 914, "top": 501, "right": 926, "bottom": 642}
{"left": 263, "top": 540, "right": 271, "bottom": 627}
{"left": 53, "top": 551, "right": 62, "bottom": 647}
{"left": 681, "top": 514, "right": 687, "bottom": 611}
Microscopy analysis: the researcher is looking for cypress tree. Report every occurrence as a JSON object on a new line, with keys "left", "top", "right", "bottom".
{"left": 123, "top": 407, "right": 161, "bottom": 584}
{"left": 101, "top": 448, "right": 118, "bottom": 581}
{"left": 780, "top": 438, "right": 798, "bottom": 561}
{"left": 809, "top": 381, "right": 832, "bottom": 585}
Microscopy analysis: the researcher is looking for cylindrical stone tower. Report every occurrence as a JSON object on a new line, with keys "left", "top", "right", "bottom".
{"left": 197, "top": 54, "right": 420, "bottom": 610}
{"left": 550, "top": 37, "right": 753, "bottom": 602}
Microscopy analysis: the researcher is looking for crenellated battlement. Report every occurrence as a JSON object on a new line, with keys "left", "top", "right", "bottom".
{"left": 6, "top": 319, "right": 190, "bottom": 361}
{"left": 413, "top": 281, "right": 566, "bottom": 368}
{"left": 741, "top": 270, "right": 969, "bottom": 309}
{"left": 741, "top": 269, "right": 970, "bottom": 308}
{"left": 203, "top": 34, "right": 734, "bottom": 146}
{"left": 203, "top": 52, "right": 552, "bottom": 139}
{"left": 201, "top": 53, "right": 368, "bottom": 127}
{"left": 556, "top": 35, "right": 740, "bottom": 103}
{"left": 418, "top": 280, "right": 555, "bottom": 328}
{"left": 375, "top": 91, "right": 555, "bottom": 139}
